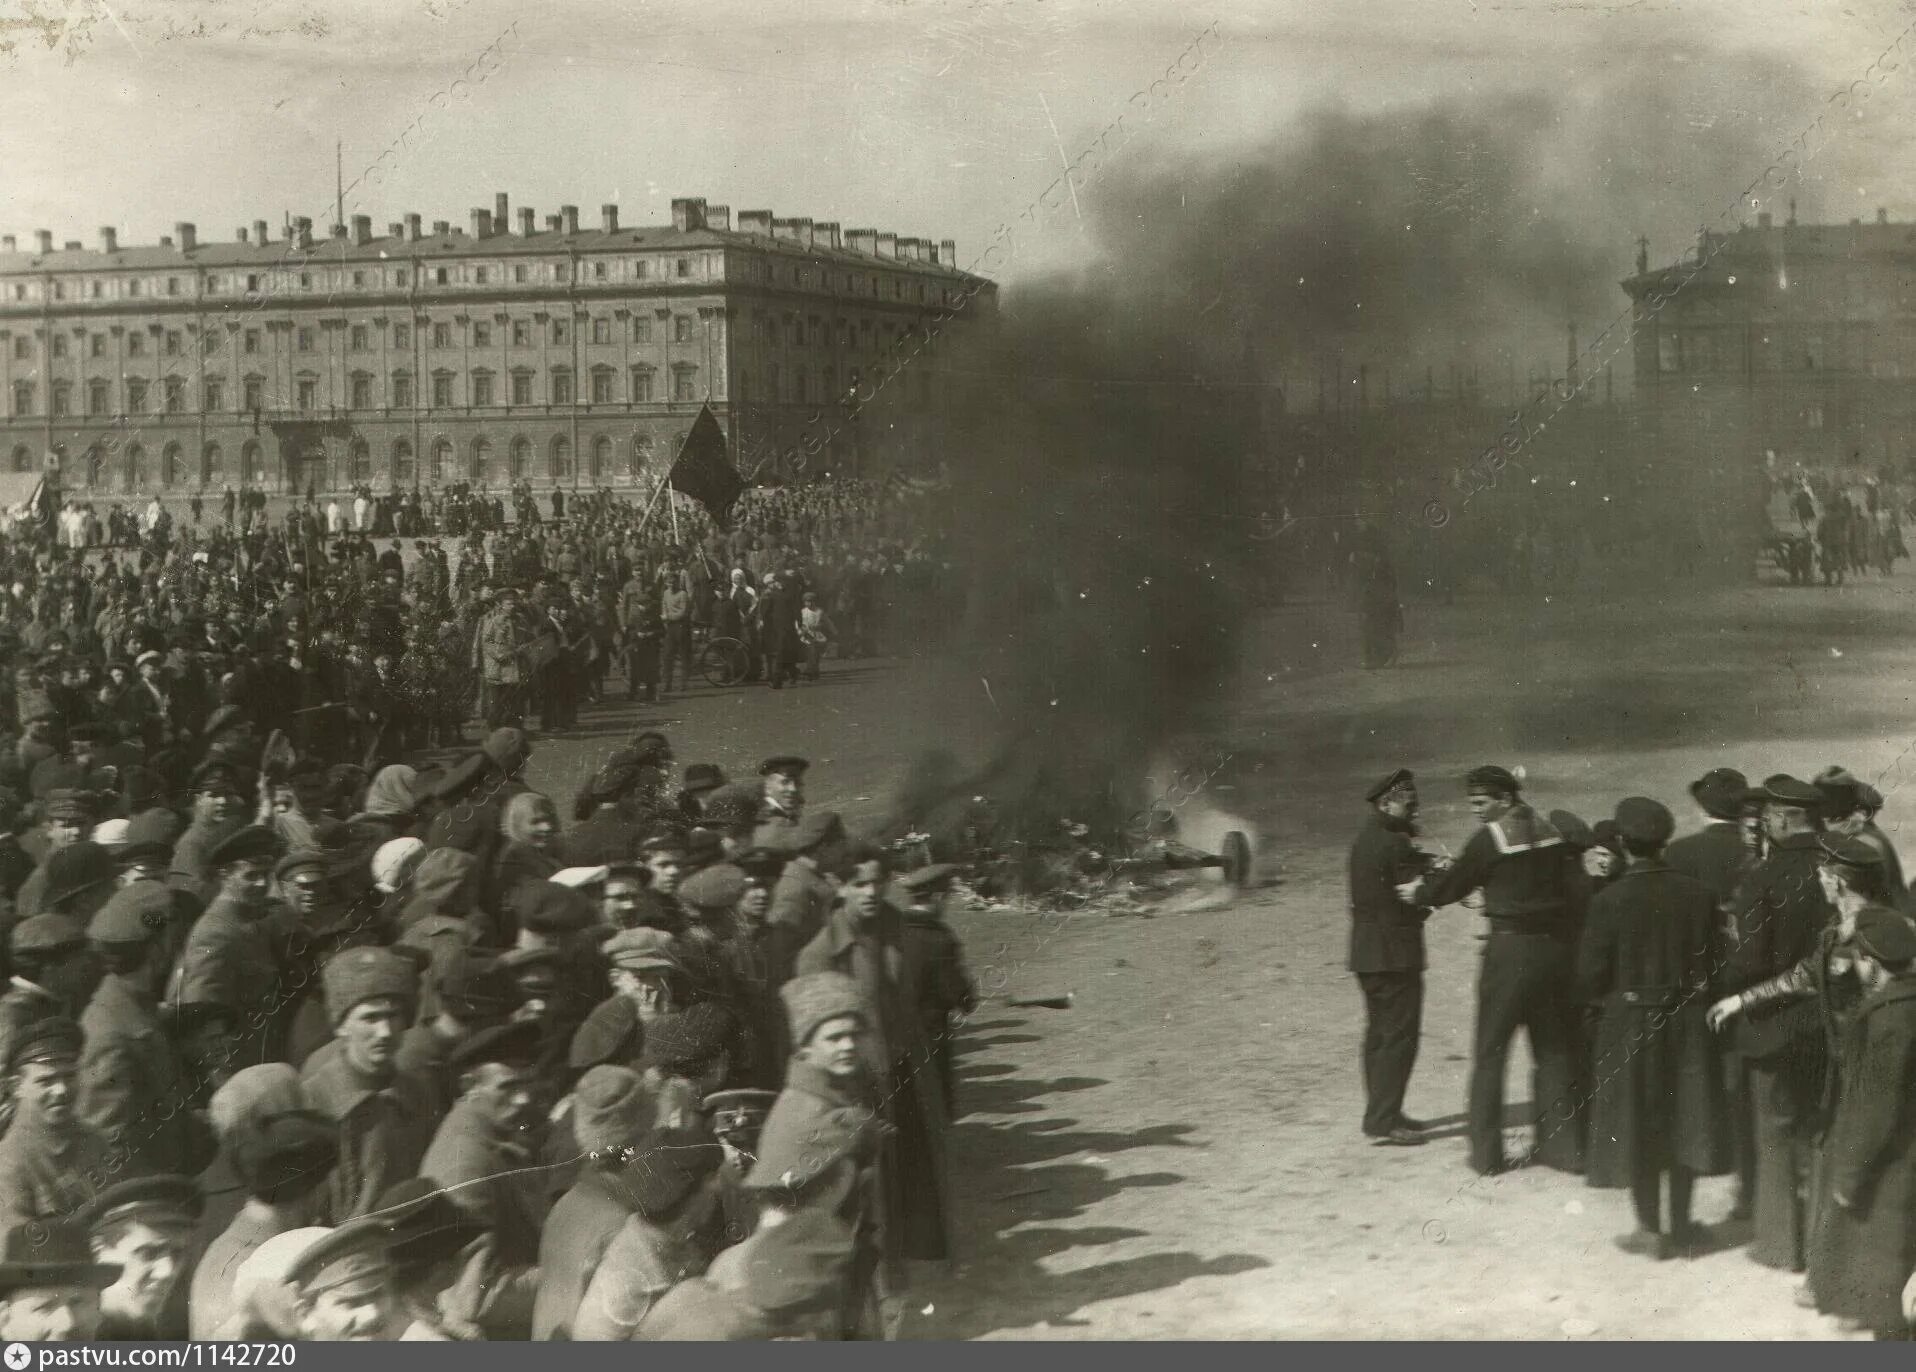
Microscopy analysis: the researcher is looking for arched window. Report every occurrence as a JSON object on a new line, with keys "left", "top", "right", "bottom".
{"left": 432, "top": 437, "right": 453, "bottom": 481}
{"left": 203, "top": 443, "right": 223, "bottom": 486}
{"left": 469, "top": 437, "right": 491, "bottom": 481}
{"left": 392, "top": 440, "right": 414, "bottom": 484}
{"left": 591, "top": 435, "right": 611, "bottom": 480}
{"left": 161, "top": 443, "right": 182, "bottom": 487}
{"left": 349, "top": 438, "right": 371, "bottom": 484}
{"left": 509, "top": 437, "right": 531, "bottom": 480}
{"left": 9, "top": 445, "right": 30, "bottom": 473}
{"left": 241, "top": 441, "right": 262, "bottom": 484}
{"left": 123, "top": 443, "right": 144, "bottom": 494}
{"left": 551, "top": 435, "right": 572, "bottom": 479}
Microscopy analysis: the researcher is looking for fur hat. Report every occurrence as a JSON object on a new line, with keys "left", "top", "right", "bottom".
{"left": 780, "top": 972, "right": 867, "bottom": 1049}
{"left": 321, "top": 947, "right": 419, "bottom": 1026}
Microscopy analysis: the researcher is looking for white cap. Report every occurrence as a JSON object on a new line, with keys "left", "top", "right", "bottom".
{"left": 90, "top": 818, "right": 130, "bottom": 849}
{"left": 370, "top": 836, "right": 426, "bottom": 894}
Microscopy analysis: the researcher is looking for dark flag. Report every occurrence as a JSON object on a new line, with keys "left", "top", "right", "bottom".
{"left": 669, "top": 402, "right": 744, "bottom": 528}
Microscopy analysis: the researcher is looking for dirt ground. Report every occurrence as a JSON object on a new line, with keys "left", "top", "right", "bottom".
{"left": 516, "top": 574, "right": 1916, "bottom": 1339}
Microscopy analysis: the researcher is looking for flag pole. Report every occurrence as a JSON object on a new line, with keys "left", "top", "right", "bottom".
{"left": 668, "top": 484, "right": 681, "bottom": 543}
{"left": 634, "top": 473, "right": 670, "bottom": 538}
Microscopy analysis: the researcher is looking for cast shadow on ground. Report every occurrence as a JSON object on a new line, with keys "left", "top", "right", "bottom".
{"left": 922, "top": 1031, "right": 1269, "bottom": 1338}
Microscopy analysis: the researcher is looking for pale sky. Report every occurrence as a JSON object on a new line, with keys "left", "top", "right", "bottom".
{"left": 4, "top": 0, "right": 1916, "bottom": 290}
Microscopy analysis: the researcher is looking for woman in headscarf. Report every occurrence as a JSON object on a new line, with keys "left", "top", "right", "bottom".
{"left": 566, "top": 751, "right": 651, "bottom": 867}
{"left": 347, "top": 764, "right": 420, "bottom": 849}
{"left": 494, "top": 792, "right": 563, "bottom": 940}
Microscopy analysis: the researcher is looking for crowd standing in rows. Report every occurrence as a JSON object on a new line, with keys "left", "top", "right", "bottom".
{"left": 0, "top": 472, "right": 980, "bottom": 1341}
{"left": 1351, "top": 763, "right": 1916, "bottom": 1339}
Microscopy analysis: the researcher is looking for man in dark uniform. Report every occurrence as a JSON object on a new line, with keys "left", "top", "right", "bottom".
{"left": 1725, "top": 773, "right": 1834, "bottom": 1272}
{"left": 1403, "top": 765, "right": 1583, "bottom": 1175}
{"left": 1665, "top": 765, "right": 1756, "bottom": 1217}
{"left": 1347, "top": 769, "right": 1439, "bottom": 1146}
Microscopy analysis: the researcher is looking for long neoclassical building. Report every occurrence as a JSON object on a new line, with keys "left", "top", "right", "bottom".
{"left": 0, "top": 194, "right": 994, "bottom": 495}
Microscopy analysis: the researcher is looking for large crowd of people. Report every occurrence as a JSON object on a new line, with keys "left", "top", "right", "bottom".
{"left": 0, "top": 472, "right": 980, "bottom": 1341}
{"left": 1351, "top": 764, "right": 1916, "bottom": 1340}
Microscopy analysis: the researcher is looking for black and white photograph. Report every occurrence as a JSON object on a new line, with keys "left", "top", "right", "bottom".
{"left": 2, "top": 0, "right": 1916, "bottom": 1343}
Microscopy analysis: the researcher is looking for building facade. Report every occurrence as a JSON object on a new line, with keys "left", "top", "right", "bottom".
{"left": 1624, "top": 207, "right": 1916, "bottom": 477}
{"left": 0, "top": 195, "right": 994, "bottom": 496}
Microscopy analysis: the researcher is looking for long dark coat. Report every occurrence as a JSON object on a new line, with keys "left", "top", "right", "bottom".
{"left": 1576, "top": 860, "right": 1730, "bottom": 1186}
{"left": 1807, "top": 977, "right": 1916, "bottom": 1333}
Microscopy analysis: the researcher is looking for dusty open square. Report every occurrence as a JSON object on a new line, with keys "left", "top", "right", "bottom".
{"left": 504, "top": 572, "right": 1916, "bottom": 1339}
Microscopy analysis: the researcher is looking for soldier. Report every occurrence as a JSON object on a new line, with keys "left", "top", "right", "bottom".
{"left": 299, "top": 947, "right": 438, "bottom": 1222}
{"left": 80, "top": 883, "right": 212, "bottom": 1177}
{"left": 1577, "top": 798, "right": 1730, "bottom": 1260}
{"left": 477, "top": 585, "right": 530, "bottom": 731}
{"left": 1348, "top": 769, "right": 1438, "bottom": 1146}
{"left": 1402, "top": 765, "right": 1584, "bottom": 1175}
{"left": 168, "top": 825, "right": 288, "bottom": 1087}
{"left": 81, "top": 1175, "right": 202, "bottom": 1339}
{"left": 1724, "top": 774, "right": 1834, "bottom": 1272}
{"left": 0, "top": 1220, "right": 121, "bottom": 1342}
{"left": 0, "top": 1018, "right": 114, "bottom": 1233}
{"left": 417, "top": 1019, "right": 547, "bottom": 1337}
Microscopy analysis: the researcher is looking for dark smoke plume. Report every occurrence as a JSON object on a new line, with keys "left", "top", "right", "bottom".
{"left": 904, "top": 56, "right": 1819, "bottom": 850}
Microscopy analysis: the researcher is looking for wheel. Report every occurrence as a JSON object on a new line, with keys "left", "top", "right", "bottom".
{"left": 1220, "top": 830, "right": 1253, "bottom": 888}
{"left": 698, "top": 636, "right": 750, "bottom": 687}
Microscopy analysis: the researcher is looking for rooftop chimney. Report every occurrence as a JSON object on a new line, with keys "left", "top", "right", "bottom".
{"left": 875, "top": 232, "right": 897, "bottom": 259}
{"left": 737, "top": 210, "right": 774, "bottom": 236}
{"left": 495, "top": 192, "right": 510, "bottom": 228}
{"left": 296, "top": 218, "right": 313, "bottom": 249}
{"left": 3, "top": 236, "right": 15, "bottom": 253}
{"left": 671, "top": 198, "right": 706, "bottom": 232}
{"left": 561, "top": 205, "right": 580, "bottom": 236}
{"left": 1879, "top": 206, "right": 1890, "bottom": 224}
{"left": 100, "top": 227, "right": 117, "bottom": 253}
{"left": 176, "top": 222, "right": 196, "bottom": 252}
{"left": 546, "top": 214, "right": 562, "bottom": 232}
{"left": 352, "top": 214, "right": 373, "bottom": 246}
{"left": 433, "top": 220, "right": 450, "bottom": 237}
{"left": 1788, "top": 197, "right": 1798, "bottom": 226}
{"left": 236, "top": 227, "right": 249, "bottom": 244}
{"left": 254, "top": 220, "right": 270, "bottom": 244}
{"left": 814, "top": 221, "right": 841, "bottom": 250}
{"left": 771, "top": 218, "right": 799, "bottom": 242}
{"left": 34, "top": 230, "right": 51, "bottom": 255}
{"left": 706, "top": 205, "right": 731, "bottom": 232}
{"left": 388, "top": 222, "right": 403, "bottom": 238}
{"left": 1757, "top": 211, "right": 1773, "bottom": 230}
{"left": 846, "top": 228, "right": 877, "bottom": 255}
{"left": 405, "top": 214, "right": 422, "bottom": 242}
{"left": 471, "top": 208, "right": 491, "bottom": 239}
{"left": 64, "top": 241, "right": 81, "bottom": 252}
{"left": 602, "top": 204, "right": 619, "bottom": 233}
{"left": 940, "top": 238, "right": 957, "bottom": 266}
{"left": 519, "top": 208, "right": 535, "bottom": 237}
{"left": 158, "top": 236, "right": 173, "bottom": 249}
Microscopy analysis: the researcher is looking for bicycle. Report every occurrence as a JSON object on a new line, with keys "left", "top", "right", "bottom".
{"left": 697, "top": 636, "right": 751, "bottom": 687}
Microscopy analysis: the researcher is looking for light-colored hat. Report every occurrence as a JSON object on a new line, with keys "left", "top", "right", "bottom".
{"left": 370, "top": 837, "right": 426, "bottom": 894}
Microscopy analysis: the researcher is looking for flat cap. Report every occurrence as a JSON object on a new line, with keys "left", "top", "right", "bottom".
{"left": 897, "top": 862, "right": 961, "bottom": 895}
{"left": 769, "top": 810, "right": 842, "bottom": 856}
{"left": 40, "top": 842, "right": 117, "bottom": 911}
{"left": 604, "top": 926, "right": 682, "bottom": 973}
{"left": 498, "top": 946, "right": 567, "bottom": 986}
{"left": 638, "top": 831, "right": 689, "bottom": 858}
{"left": 677, "top": 864, "right": 746, "bottom": 914}
{"left": 1689, "top": 767, "right": 1750, "bottom": 821}
{"left": 703, "top": 1088, "right": 777, "bottom": 1137}
{"left": 1364, "top": 768, "right": 1414, "bottom": 803}
{"left": 43, "top": 787, "right": 99, "bottom": 821}
{"left": 87, "top": 881, "right": 172, "bottom": 946}
{"left": 229, "top": 1109, "right": 339, "bottom": 1203}
{"left": 568, "top": 994, "right": 643, "bottom": 1072}
{"left": 284, "top": 1216, "right": 395, "bottom": 1299}
{"left": 1759, "top": 775, "right": 1821, "bottom": 807}
{"left": 0, "top": 1221, "right": 121, "bottom": 1295}
{"left": 9, "top": 1015, "right": 83, "bottom": 1071}
{"left": 446, "top": 1018, "right": 543, "bottom": 1077}
{"left": 681, "top": 763, "right": 726, "bottom": 794}
{"left": 573, "top": 1064, "right": 651, "bottom": 1154}
{"left": 82, "top": 1174, "right": 203, "bottom": 1232}
{"left": 1854, "top": 907, "right": 1916, "bottom": 964}
{"left": 508, "top": 880, "right": 597, "bottom": 936}
{"left": 1464, "top": 765, "right": 1520, "bottom": 795}
{"left": 758, "top": 755, "right": 809, "bottom": 777}
{"left": 207, "top": 824, "right": 277, "bottom": 870}
{"left": 733, "top": 846, "right": 787, "bottom": 883}
{"left": 13, "top": 913, "right": 88, "bottom": 958}
{"left": 641, "top": 1002, "right": 736, "bottom": 1077}
{"left": 1613, "top": 797, "right": 1675, "bottom": 847}
{"left": 1818, "top": 834, "right": 1884, "bottom": 868}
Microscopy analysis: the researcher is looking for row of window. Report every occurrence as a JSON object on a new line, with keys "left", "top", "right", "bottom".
{"left": 9, "top": 313, "right": 709, "bottom": 362}
{"left": 11, "top": 431, "right": 673, "bottom": 485}
{"left": 10, "top": 363, "right": 705, "bottom": 417}
{"left": 5, "top": 256, "right": 958, "bottom": 305}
